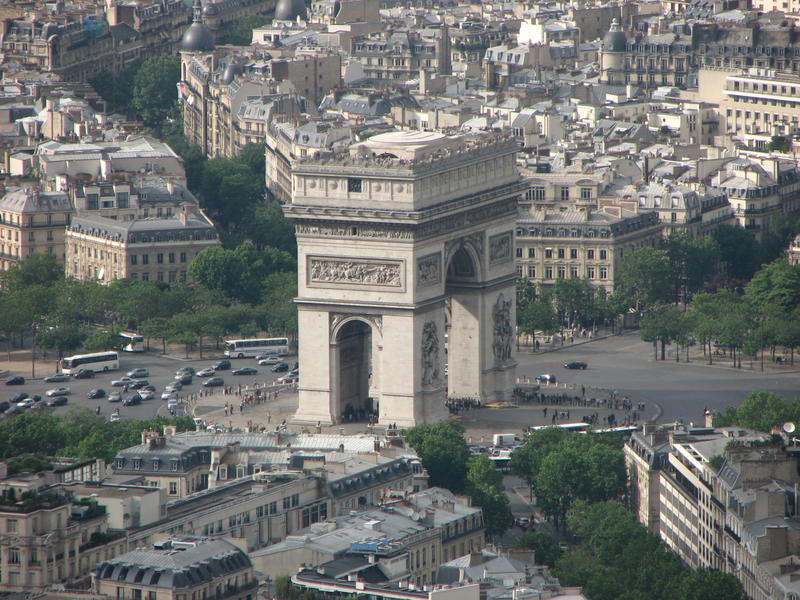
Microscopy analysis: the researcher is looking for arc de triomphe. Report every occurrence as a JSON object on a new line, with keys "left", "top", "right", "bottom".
{"left": 283, "top": 130, "right": 522, "bottom": 427}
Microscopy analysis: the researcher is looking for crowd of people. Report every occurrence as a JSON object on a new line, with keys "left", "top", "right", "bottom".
{"left": 445, "top": 396, "right": 482, "bottom": 414}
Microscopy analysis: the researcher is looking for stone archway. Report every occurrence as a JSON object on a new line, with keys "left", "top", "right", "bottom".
{"left": 286, "top": 130, "right": 522, "bottom": 426}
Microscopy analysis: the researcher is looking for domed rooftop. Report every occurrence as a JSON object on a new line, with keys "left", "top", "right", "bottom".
{"left": 41, "top": 23, "right": 58, "bottom": 40}
{"left": 275, "top": 0, "right": 307, "bottom": 21}
{"left": 220, "top": 61, "right": 242, "bottom": 85}
{"left": 181, "top": 0, "right": 215, "bottom": 52}
{"left": 602, "top": 19, "right": 627, "bottom": 52}
{"left": 202, "top": 3, "right": 218, "bottom": 15}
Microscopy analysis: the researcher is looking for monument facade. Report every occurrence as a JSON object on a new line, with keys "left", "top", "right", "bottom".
{"left": 284, "top": 130, "right": 523, "bottom": 426}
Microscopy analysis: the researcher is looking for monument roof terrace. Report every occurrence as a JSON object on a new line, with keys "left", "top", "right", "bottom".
{"left": 292, "top": 130, "right": 519, "bottom": 178}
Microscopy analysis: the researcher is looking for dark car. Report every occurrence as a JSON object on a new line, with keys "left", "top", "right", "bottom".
{"left": 232, "top": 367, "right": 258, "bottom": 376}
{"left": 5, "top": 376, "right": 24, "bottom": 385}
{"left": 142, "top": 384, "right": 157, "bottom": 392}
{"left": 130, "top": 380, "right": 150, "bottom": 390}
{"left": 564, "top": 361, "right": 588, "bottom": 370}
{"left": 123, "top": 394, "right": 142, "bottom": 406}
{"left": 44, "top": 373, "right": 70, "bottom": 383}
{"left": 46, "top": 396, "right": 68, "bottom": 407}
{"left": 174, "top": 374, "right": 193, "bottom": 385}
{"left": 0, "top": 401, "right": 9, "bottom": 413}
{"left": 74, "top": 369, "right": 95, "bottom": 379}
{"left": 534, "top": 374, "right": 557, "bottom": 383}
{"left": 10, "top": 392, "right": 29, "bottom": 403}
{"left": 213, "top": 360, "right": 231, "bottom": 371}
{"left": 87, "top": 388, "right": 106, "bottom": 399}
{"left": 271, "top": 362, "right": 289, "bottom": 373}
{"left": 203, "top": 377, "right": 224, "bottom": 387}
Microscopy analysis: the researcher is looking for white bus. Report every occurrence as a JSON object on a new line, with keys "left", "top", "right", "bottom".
{"left": 224, "top": 337, "right": 289, "bottom": 358}
{"left": 61, "top": 351, "right": 120, "bottom": 375}
{"left": 120, "top": 331, "right": 145, "bottom": 352}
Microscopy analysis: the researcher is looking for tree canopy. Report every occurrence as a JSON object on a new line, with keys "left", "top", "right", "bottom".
{"left": 132, "top": 55, "right": 181, "bottom": 132}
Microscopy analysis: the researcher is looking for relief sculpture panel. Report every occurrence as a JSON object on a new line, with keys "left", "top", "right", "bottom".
{"left": 309, "top": 257, "right": 403, "bottom": 288}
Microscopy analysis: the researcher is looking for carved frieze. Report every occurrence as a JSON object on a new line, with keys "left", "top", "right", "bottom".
{"left": 309, "top": 257, "right": 402, "bottom": 288}
{"left": 417, "top": 253, "right": 441, "bottom": 286}
{"left": 421, "top": 321, "right": 440, "bottom": 387}
{"left": 295, "top": 222, "right": 413, "bottom": 240}
{"left": 492, "top": 293, "right": 513, "bottom": 364}
{"left": 489, "top": 231, "right": 513, "bottom": 264}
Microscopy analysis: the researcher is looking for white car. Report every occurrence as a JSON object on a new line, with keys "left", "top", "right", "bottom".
{"left": 111, "top": 377, "right": 135, "bottom": 387}
{"left": 109, "top": 413, "right": 121, "bottom": 422}
{"left": 17, "top": 398, "right": 35, "bottom": 408}
{"left": 139, "top": 389, "right": 156, "bottom": 401}
{"left": 46, "top": 386, "right": 71, "bottom": 397}
{"left": 126, "top": 368, "right": 149, "bottom": 378}
{"left": 161, "top": 391, "right": 177, "bottom": 401}
{"left": 258, "top": 356, "right": 281, "bottom": 365}
{"left": 165, "top": 382, "right": 182, "bottom": 393}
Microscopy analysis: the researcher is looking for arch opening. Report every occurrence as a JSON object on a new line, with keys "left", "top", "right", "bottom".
{"left": 335, "top": 319, "right": 376, "bottom": 423}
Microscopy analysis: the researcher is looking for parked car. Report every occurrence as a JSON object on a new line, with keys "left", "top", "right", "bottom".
{"left": 176, "top": 366, "right": 196, "bottom": 376}
{"left": 108, "top": 391, "right": 122, "bottom": 403}
{"left": 142, "top": 384, "right": 156, "bottom": 392}
{"left": 126, "top": 368, "right": 149, "bottom": 378}
{"left": 534, "top": 374, "right": 557, "bottom": 383}
{"left": 17, "top": 398, "right": 35, "bottom": 408}
{"left": 277, "top": 373, "right": 299, "bottom": 384}
{"left": 258, "top": 356, "right": 281, "bottom": 365}
{"left": 44, "top": 373, "right": 70, "bottom": 383}
{"left": 174, "top": 374, "right": 193, "bottom": 385}
{"left": 109, "top": 413, "right": 121, "bottom": 423}
{"left": 74, "top": 369, "right": 95, "bottom": 379}
{"left": 197, "top": 367, "right": 216, "bottom": 377}
{"left": 5, "top": 376, "right": 24, "bottom": 385}
{"left": 161, "top": 391, "right": 177, "bottom": 401}
{"left": 203, "top": 377, "right": 224, "bottom": 387}
{"left": 46, "top": 386, "right": 71, "bottom": 397}
{"left": 0, "top": 401, "right": 10, "bottom": 413}
{"left": 165, "top": 382, "right": 182, "bottom": 393}
{"left": 130, "top": 380, "right": 150, "bottom": 390}
{"left": 10, "top": 392, "right": 29, "bottom": 403}
{"left": 232, "top": 367, "right": 258, "bottom": 376}
{"left": 87, "top": 388, "right": 106, "bottom": 399}
{"left": 514, "top": 517, "right": 531, "bottom": 529}
{"left": 271, "top": 362, "right": 289, "bottom": 373}
{"left": 255, "top": 352, "right": 279, "bottom": 360}
{"left": 139, "top": 389, "right": 156, "bottom": 401}
{"left": 46, "top": 396, "right": 69, "bottom": 407}
{"left": 564, "top": 361, "right": 588, "bottom": 370}
{"left": 213, "top": 360, "right": 231, "bottom": 371}
{"left": 111, "top": 377, "right": 135, "bottom": 387}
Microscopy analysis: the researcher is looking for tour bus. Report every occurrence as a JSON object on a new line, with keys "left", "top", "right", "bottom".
{"left": 119, "top": 331, "right": 145, "bottom": 352}
{"left": 224, "top": 337, "right": 290, "bottom": 358}
{"left": 61, "top": 351, "right": 120, "bottom": 375}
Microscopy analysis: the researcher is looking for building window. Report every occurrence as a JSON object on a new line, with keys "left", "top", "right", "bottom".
{"left": 527, "top": 248, "right": 535, "bottom": 258}
{"left": 569, "top": 249, "right": 577, "bottom": 259}
{"left": 291, "top": 494, "right": 299, "bottom": 507}
{"left": 117, "top": 193, "right": 129, "bottom": 209}
{"left": 28, "top": 231, "right": 34, "bottom": 241}
{"left": 47, "top": 230, "right": 54, "bottom": 241}
{"left": 283, "top": 497, "right": 291, "bottom": 509}
{"left": 581, "top": 187, "right": 592, "bottom": 200}
{"left": 516, "top": 265, "right": 523, "bottom": 276}
{"left": 600, "top": 267, "right": 608, "bottom": 280}
{"left": 169, "top": 271, "right": 177, "bottom": 283}
{"left": 142, "top": 254, "right": 149, "bottom": 265}
{"left": 180, "top": 252, "right": 187, "bottom": 263}
{"left": 527, "top": 265, "right": 536, "bottom": 278}
{"left": 545, "top": 248, "right": 553, "bottom": 258}
{"left": 545, "top": 266, "right": 553, "bottom": 279}
{"left": 570, "top": 266, "right": 578, "bottom": 278}
{"left": 527, "top": 186, "right": 545, "bottom": 201}
{"left": 557, "top": 248, "right": 565, "bottom": 259}
{"left": 169, "top": 482, "right": 177, "bottom": 495}
{"left": 560, "top": 187, "right": 570, "bottom": 202}
{"left": 587, "top": 266, "right": 595, "bottom": 279}
{"left": 348, "top": 178, "right": 362, "bottom": 193}
{"left": 157, "top": 253, "right": 164, "bottom": 264}
{"left": 168, "top": 253, "right": 175, "bottom": 263}
{"left": 157, "top": 272, "right": 164, "bottom": 281}
{"left": 142, "top": 273, "right": 149, "bottom": 281}
{"left": 133, "top": 459, "right": 142, "bottom": 470}
{"left": 671, "top": 212, "right": 677, "bottom": 222}
{"left": 86, "top": 194, "right": 99, "bottom": 210}
{"left": 557, "top": 266, "right": 566, "bottom": 278}
{"left": 515, "top": 247, "right": 523, "bottom": 258}
{"left": 7, "top": 519, "right": 17, "bottom": 533}
{"left": 599, "top": 249, "right": 607, "bottom": 259}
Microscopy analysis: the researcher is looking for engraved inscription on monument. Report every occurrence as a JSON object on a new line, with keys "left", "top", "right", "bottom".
{"left": 309, "top": 257, "right": 403, "bottom": 287}
{"left": 417, "top": 253, "right": 441, "bottom": 286}
{"left": 489, "top": 231, "right": 513, "bottom": 264}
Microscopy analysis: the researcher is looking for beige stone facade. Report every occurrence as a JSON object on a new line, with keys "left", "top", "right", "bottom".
{"left": 65, "top": 206, "right": 219, "bottom": 284}
{"left": 0, "top": 187, "right": 72, "bottom": 271}
{"left": 287, "top": 131, "right": 522, "bottom": 426}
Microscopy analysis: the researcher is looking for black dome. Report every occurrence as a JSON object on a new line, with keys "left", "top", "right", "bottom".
{"left": 603, "top": 19, "right": 627, "bottom": 52}
{"left": 275, "top": 0, "right": 307, "bottom": 20}
{"left": 41, "top": 23, "right": 58, "bottom": 40}
{"left": 202, "top": 3, "right": 218, "bottom": 15}
{"left": 182, "top": 22, "right": 215, "bottom": 52}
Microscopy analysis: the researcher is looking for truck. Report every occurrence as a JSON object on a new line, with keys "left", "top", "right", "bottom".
{"left": 492, "top": 433, "right": 518, "bottom": 447}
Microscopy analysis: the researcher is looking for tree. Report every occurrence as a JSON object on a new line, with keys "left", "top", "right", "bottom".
{"left": 466, "top": 454, "right": 504, "bottom": 490}
{"left": 468, "top": 483, "right": 512, "bottom": 536}
{"left": 768, "top": 135, "right": 792, "bottom": 153}
{"left": 84, "top": 327, "right": 125, "bottom": 353}
{"left": 519, "top": 531, "right": 561, "bottom": 567}
{"left": 188, "top": 247, "right": 244, "bottom": 299}
{"left": 36, "top": 322, "right": 87, "bottom": 367}
{"left": 132, "top": 55, "right": 181, "bottom": 131}
{"left": 661, "top": 232, "right": 719, "bottom": 304}
{"left": 552, "top": 278, "right": 599, "bottom": 329}
{"left": 404, "top": 421, "right": 470, "bottom": 493}
{"left": 713, "top": 390, "right": 800, "bottom": 432}
{"left": 0, "top": 252, "right": 63, "bottom": 292}
{"left": 678, "top": 568, "right": 746, "bottom": 600}
{"left": 712, "top": 224, "right": 762, "bottom": 281}
{"left": 745, "top": 259, "right": 800, "bottom": 314}
{"left": 639, "top": 306, "right": 684, "bottom": 360}
{"left": 510, "top": 427, "right": 566, "bottom": 499}
{"left": 216, "top": 14, "right": 273, "bottom": 45}
{"left": 517, "top": 299, "right": 558, "bottom": 349}
{"left": 238, "top": 143, "right": 267, "bottom": 180}
{"left": 617, "top": 247, "right": 671, "bottom": 311}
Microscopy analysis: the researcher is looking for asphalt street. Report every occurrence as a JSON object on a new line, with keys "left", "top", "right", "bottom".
{"left": 1, "top": 351, "right": 295, "bottom": 422}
